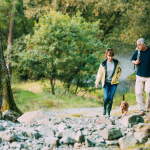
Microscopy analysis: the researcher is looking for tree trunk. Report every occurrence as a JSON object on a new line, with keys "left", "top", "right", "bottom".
{"left": 6, "top": 0, "right": 16, "bottom": 77}
{"left": 0, "top": 29, "right": 22, "bottom": 114}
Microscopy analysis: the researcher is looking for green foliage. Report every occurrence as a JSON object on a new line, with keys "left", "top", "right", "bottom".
{"left": 0, "top": 0, "right": 34, "bottom": 49}
{"left": 12, "top": 79, "right": 101, "bottom": 113}
{"left": 55, "top": 0, "right": 150, "bottom": 52}
{"left": 13, "top": 10, "right": 105, "bottom": 94}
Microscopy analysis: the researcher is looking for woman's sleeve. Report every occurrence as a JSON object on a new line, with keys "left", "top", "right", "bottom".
{"left": 95, "top": 64, "right": 103, "bottom": 85}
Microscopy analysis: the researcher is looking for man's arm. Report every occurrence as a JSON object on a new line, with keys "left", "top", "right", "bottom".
{"left": 132, "top": 60, "right": 140, "bottom": 65}
{"left": 131, "top": 50, "right": 140, "bottom": 65}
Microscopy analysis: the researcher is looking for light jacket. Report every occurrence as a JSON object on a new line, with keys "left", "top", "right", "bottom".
{"left": 95, "top": 59, "right": 122, "bottom": 87}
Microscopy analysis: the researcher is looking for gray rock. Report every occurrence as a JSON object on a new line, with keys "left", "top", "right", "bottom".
{"left": 55, "top": 131, "right": 63, "bottom": 138}
{"left": 0, "top": 130, "right": 16, "bottom": 142}
{"left": 74, "top": 143, "right": 82, "bottom": 148}
{"left": 96, "top": 124, "right": 106, "bottom": 130}
{"left": 134, "top": 132, "right": 148, "bottom": 144}
{"left": 96, "top": 116, "right": 114, "bottom": 125}
{"left": 63, "top": 128, "right": 74, "bottom": 138}
{"left": 100, "top": 127, "right": 122, "bottom": 140}
{"left": 95, "top": 137, "right": 105, "bottom": 143}
{"left": 22, "top": 128, "right": 40, "bottom": 139}
{"left": 60, "top": 136, "right": 76, "bottom": 144}
{"left": 58, "top": 122, "right": 68, "bottom": 132}
{"left": 85, "top": 138, "right": 94, "bottom": 147}
{"left": 120, "top": 114, "right": 144, "bottom": 127}
{"left": 105, "top": 140, "right": 118, "bottom": 145}
{"left": 3, "top": 110, "right": 21, "bottom": 122}
{"left": 37, "top": 118, "right": 51, "bottom": 125}
{"left": 44, "top": 137, "right": 58, "bottom": 148}
{"left": 118, "top": 135, "right": 138, "bottom": 150}
{"left": 50, "top": 118, "right": 64, "bottom": 125}
{"left": 40, "top": 126, "right": 55, "bottom": 137}
{"left": 0, "top": 125, "right": 5, "bottom": 131}
{"left": 10, "top": 142, "right": 24, "bottom": 148}
{"left": 41, "top": 146, "right": 49, "bottom": 150}
{"left": 3, "top": 121, "right": 14, "bottom": 127}
{"left": 133, "top": 123, "right": 150, "bottom": 133}
{"left": 72, "top": 130, "right": 85, "bottom": 143}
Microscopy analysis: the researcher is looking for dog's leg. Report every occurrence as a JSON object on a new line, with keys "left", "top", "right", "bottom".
{"left": 121, "top": 110, "right": 124, "bottom": 118}
{"left": 124, "top": 111, "right": 128, "bottom": 116}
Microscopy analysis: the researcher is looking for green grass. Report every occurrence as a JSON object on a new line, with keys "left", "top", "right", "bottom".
{"left": 127, "top": 72, "right": 136, "bottom": 81}
{"left": 12, "top": 79, "right": 102, "bottom": 113}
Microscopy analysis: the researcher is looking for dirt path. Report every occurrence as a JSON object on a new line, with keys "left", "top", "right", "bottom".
{"left": 45, "top": 52, "right": 138, "bottom": 117}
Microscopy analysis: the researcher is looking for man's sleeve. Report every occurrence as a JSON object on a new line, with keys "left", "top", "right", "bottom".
{"left": 131, "top": 50, "right": 138, "bottom": 61}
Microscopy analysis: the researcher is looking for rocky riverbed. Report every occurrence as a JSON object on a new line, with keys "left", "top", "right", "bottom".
{"left": 0, "top": 110, "right": 150, "bottom": 150}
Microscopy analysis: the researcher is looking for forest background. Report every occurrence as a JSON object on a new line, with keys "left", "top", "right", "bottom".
{"left": 0, "top": 0, "right": 150, "bottom": 114}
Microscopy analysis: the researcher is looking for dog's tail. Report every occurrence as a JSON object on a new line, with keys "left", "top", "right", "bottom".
{"left": 122, "top": 94, "right": 125, "bottom": 101}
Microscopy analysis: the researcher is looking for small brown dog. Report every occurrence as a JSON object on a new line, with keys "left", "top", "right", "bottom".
{"left": 120, "top": 94, "right": 129, "bottom": 117}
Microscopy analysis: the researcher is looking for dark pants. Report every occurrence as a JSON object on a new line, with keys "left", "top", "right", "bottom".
{"left": 103, "top": 82, "right": 117, "bottom": 102}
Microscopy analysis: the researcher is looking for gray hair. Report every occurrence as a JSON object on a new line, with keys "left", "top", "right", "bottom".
{"left": 137, "top": 38, "right": 146, "bottom": 45}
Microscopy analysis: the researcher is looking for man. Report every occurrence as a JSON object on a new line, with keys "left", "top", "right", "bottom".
{"left": 131, "top": 38, "right": 150, "bottom": 116}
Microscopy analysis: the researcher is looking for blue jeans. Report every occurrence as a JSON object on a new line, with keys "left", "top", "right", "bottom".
{"left": 103, "top": 82, "right": 117, "bottom": 102}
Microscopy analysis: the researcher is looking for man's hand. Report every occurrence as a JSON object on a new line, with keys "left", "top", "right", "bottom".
{"left": 95, "top": 83, "right": 98, "bottom": 88}
{"left": 134, "top": 60, "right": 140, "bottom": 65}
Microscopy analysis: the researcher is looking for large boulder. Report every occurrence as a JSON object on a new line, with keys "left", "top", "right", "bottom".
{"left": 17, "top": 110, "right": 49, "bottom": 124}
{"left": 118, "top": 135, "right": 138, "bottom": 150}
{"left": 119, "top": 114, "right": 144, "bottom": 127}
{"left": 134, "top": 132, "right": 148, "bottom": 144}
{"left": 132, "top": 123, "right": 150, "bottom": 133}
{"left": 100, "top": 127, "right": 122, "bottom": 140}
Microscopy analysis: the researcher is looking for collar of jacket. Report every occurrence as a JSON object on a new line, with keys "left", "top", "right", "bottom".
{"left": 102, "top": 59, "right": 119, "bottom": 76}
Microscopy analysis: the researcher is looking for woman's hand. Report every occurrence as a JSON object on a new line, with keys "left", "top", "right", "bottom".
{"left": 95, "top": 83, "right": 98, "bottom": 88}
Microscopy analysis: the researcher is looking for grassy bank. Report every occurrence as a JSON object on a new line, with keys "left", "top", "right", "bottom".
{"left": 11, "top": 79, "right": 103, "bottom": 113}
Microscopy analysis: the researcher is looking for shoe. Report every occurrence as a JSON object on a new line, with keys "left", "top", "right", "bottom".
{"left": 146, "top": 106, "right": 150, "bottom": 112}
{"left": 103, "top": 102, "right": 107, "bottom": 115}
{"left": 107, "top": 101, "right": 113, "bottom": 117}
{"left": 139, "top": 112, "right": 146, "bottom": 116}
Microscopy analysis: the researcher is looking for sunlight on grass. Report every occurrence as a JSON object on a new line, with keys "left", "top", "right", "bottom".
{"left": 12, "top": 79, "right": 102, "bottom": 113}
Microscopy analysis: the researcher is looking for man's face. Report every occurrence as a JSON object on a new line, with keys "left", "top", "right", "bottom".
{"left": 137, "top": 42, "right": 146, "bottom": 51}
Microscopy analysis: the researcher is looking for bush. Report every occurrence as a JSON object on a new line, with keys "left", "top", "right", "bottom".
{"left": 13, "top": 10, "right": 107, "bottom": 94}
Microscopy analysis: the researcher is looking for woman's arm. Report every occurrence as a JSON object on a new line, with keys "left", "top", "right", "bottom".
{"left": 95, "top": 64, "right": 103, "bottom": 88}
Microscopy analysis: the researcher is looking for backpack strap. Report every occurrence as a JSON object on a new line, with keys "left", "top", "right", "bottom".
{"left": 137, "top": 49, "right": 140, "bottom": 60}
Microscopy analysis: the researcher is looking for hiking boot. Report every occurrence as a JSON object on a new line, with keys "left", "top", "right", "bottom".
{"left": 107, "top": 101, "right": 113, "bottom": 117}
{"left": 139, "top": 112, "right": 146, "bottom": 116}
{"left": 103, "top": 101, "right": 107, "bottom": 115}
{"left": 146, "top": 106, "right": 150, "bottom": 113}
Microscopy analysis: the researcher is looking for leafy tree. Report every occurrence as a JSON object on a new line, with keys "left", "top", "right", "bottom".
{"left": 55, "top": 0, "right": 150, "bottom": 50}
{"left": 0, "top": 0, "right": 34, "bottom": 49}
{"left": 13, "top": 11, "right": 105, "bottom": 94}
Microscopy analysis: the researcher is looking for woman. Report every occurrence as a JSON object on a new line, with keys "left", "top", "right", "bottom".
{"left": 95, "top": 48, "right": 122, "bottom": 117}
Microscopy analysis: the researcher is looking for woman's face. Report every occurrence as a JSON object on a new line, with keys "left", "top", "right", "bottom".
{"left": 107, "top": 53, "right": 114, "bottom": 62}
